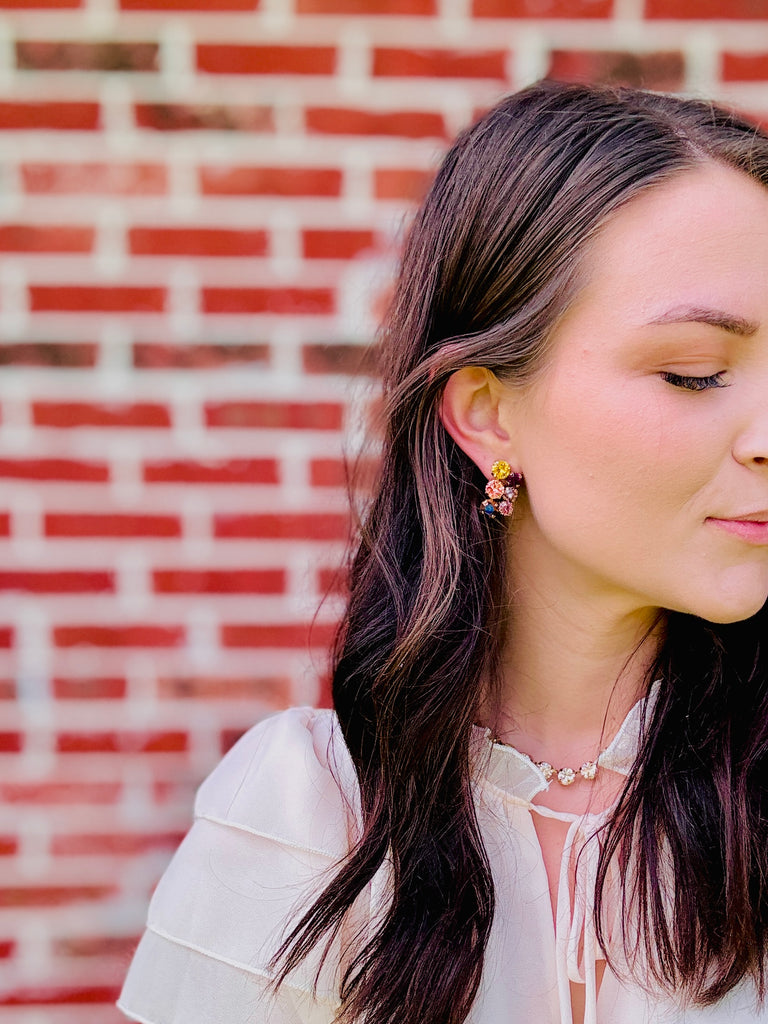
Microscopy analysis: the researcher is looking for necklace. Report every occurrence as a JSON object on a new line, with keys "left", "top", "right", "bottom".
{"left": 492, "top": 737, "right": 600, "bottom": 787}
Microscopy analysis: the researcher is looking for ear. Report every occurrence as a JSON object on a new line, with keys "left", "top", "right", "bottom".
{"left": 439, "top": 367, "right": 519, "bottom": 476}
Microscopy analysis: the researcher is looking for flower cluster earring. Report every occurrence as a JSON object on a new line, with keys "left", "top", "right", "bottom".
{"left": 479, "top": 460, "right": 523, "bottom": 520}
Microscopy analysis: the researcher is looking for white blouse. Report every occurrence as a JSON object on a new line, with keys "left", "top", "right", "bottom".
{"left": 118, "top": 701, "right": 768, "bottom": 1024}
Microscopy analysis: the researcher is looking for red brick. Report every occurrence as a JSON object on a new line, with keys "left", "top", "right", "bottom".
{"left": 54, "top": 677, "right": 126, "bottom": 699}
{"left": 1, "top": 986, "right": 119, "bottom": 1006}
{"left": 135, "top": 103, "right": 273, "bottom": 132}
{"left": 200, "top": 165, "right": 342, "bottom": 197}
{"left": 0, "top": 629, "right": 12, "bottom": 649}
{"left": 373, "top": 47, "right": 507, "bottom": 79}
{"left": 220, "top": 727, "right": 246, "bottom": 753}
{"left": 307, "top": 107, "right": 446, "bottom": 139}
{"left": 222, "top": 622, "right": 336, "bottom": 647}
{"left": 297, "top": 0, "right": 434, "bottom": 11}
{"left": 52, "top": 831, "right": 184, "bottom": 855}
{"left": 134, "top": 342, "right": 269, "bottom": 369}
{"left": 0, "top": 458, "right": 108, "bottom": 481}
{"left": 56, "top": 729, "right": 187, "bottom": 752}
{"left": 153, "top": 779, "right": 188, "bottom": 803}
{"left": 215, "top": 512, "right": 349, "bottom": 540}
{"left": 0, "top": 571, "right": 113, "bottom": 593}
{"left": 0, "top": 887, "right": 114, "bottom": 908}
{"left": 45, "top": 513, "right": 180, "bottom": 537}
{"left": 303, "top": 229, "right": 376, "bottom": 260}
{"left": 0, "top": 342, "right": 97, "bottom": 367}
{"left": 0, "top": 733, "right": 22, "bottom": 752}
{"left": 197, "top": 44, "right": 336, "bottom": 76}
{"left": 476, "top": 0, "right": 610, "bottom": 12}
{"left": 0, "top": 225, "right": 94, "bottom": 253}
{"left": 33, "top": 402, "right": 171, "bottom": 428}
{"left": 310, "top": 457, "right": 346, "bottom": 487}
{"left": 206, "top": 401, "right": 342, "bottom": 430}
{"left": 54, "top": 935, "right": 139, "bottom": 958}
{"left": 143, "top": 458, "right": 278, "bottom": 484}
{"left": 153, "top": 568, "right": 285, "bottom": 594}
{"left": 0, "top": 0, "right": 79, "bottom": 5}
{"left": 30, "top": 285, "right": 165, "bottom": 313}
{"left": 374, "top": 167, "right": 432, "bottom": 200}
{"left": 0, "top": 781, "right": 121, "bottom": 803}
{"left": 0, "top": 102, "right": 99, "bottom": 130}
{"left": 318, "top": 565, "right": 347, "bottom": 594}
{"left": 0, "top": 941, "right": 13, "bottom": 959}
{"left": 0, "top": 513, "right": 13, "bottom": 536}
{"left": 17, "top": 41, "right": 158, "bottom": 72}
{"left": 303, "top": 343, "right": 376, "bottom": 375}
{"left": 646, "top": 0, "right": 766, "bottom": 14}
{"left": 202, "top": 286, "right": 334, "bottom": 315}
{"left": 130, "top": 226, "right": 268, "bottom": 257}
{"left": 548, "top": 50, "right": 684, "bottom": 89}
{"left": 158, "top": 674, "right": 291, "bottom": 701}
{"left": 123, "top": 0, "right": 257, "bottom": 7}
{"left": 22, "top": 162, "right": 167, "bottom": 195}
{"left": 54, "top": 625, "right": 185, "bottom": 648}
{"left": 722, "top": 52, "right": 768, "bottom": 80}
{"left": 0, "top": 837, "right": 17, "bottom": 856}
{"left": 318, "top": 672, "right": 332, "bottom": 708}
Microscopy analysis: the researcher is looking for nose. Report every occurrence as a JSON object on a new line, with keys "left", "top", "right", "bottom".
{"left": 732, "top": 387, "right": 768, "bottom": 469}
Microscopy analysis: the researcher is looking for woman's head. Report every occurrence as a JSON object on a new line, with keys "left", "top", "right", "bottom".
{"left": 377, "top": 80, "right": 768, "bottom": 632}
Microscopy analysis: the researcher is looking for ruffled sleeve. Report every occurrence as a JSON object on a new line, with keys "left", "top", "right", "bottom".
{"left": 117, "top": 707, "right": 363, "bottom": 1024}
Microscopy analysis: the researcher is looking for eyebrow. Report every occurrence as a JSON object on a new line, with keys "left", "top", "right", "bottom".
{"left": 646, "top": 305, "right": 759, "bottom": 337}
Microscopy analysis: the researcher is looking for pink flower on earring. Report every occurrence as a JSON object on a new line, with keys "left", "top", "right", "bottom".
{"left": 479, "top": 460, "right": 523, "bottom": 520}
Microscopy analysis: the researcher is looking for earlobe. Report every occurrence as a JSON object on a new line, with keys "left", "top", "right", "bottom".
{"left": 440, "top": 366, "right": 517, "bottom": 475}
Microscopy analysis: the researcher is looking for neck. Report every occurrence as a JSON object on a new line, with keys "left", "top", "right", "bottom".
{"left": 489, "top": 532, "right": 664, "bottom": 765}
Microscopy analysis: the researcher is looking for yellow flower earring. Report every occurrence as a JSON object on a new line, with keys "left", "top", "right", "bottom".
{"left": 479, "top": 460, "right": 523, "bottom": 520}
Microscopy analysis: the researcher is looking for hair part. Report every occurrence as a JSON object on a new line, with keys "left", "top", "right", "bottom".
{"left": 272, "top": 80, "right": 768, "bottom": 1023}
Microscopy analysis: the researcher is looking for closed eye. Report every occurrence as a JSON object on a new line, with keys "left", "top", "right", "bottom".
{"left": 659, "top": 371, "right": 729, "bottom": 392}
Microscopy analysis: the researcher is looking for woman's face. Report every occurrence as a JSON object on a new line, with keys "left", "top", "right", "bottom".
{"left": 505, "top": 161, "right": 768, "bottom": 625}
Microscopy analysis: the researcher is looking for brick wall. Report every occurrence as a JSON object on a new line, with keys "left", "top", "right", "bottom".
{"left": 1, "top": 0, "right": 767, "bottom": 1019}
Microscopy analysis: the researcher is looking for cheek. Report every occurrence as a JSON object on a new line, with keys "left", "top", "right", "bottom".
{"left": 523, "top": 380, "right": 717, "bottom": 529}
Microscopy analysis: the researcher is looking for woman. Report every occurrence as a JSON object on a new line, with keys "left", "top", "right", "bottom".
{"left": 118, "top": 81, "right": 768, "bottom": 1024}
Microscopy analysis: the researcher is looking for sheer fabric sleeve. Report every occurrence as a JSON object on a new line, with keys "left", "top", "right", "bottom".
{"left": 117, "top": 707, "right": 364, "bottom": 1024}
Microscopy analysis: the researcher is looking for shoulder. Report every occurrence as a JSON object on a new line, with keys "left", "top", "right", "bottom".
{"left": 118, "top": 707, "right": 359, "bottom": 1024}
{"left": 195, "top": 706, "right": 360, "bottom": 858}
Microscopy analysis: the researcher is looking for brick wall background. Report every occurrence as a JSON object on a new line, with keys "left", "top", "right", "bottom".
{"left": 1, "top": 0, "right": 767, "bottom": 1019}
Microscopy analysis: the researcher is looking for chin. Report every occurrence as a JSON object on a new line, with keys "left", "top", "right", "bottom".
{"left": 688, "top": 591, "right": 768, "bottom": 625}
{"left": 671, "top": 563, "right": 768, "bottom": 625}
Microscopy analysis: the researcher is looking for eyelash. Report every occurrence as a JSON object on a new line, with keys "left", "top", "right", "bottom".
{"left": 660, "top": 371, "right": 729, "bottom": 392}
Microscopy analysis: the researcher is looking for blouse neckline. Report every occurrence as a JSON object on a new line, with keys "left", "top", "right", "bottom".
{"left": 472, "top": 680, "right": 660, "bottom": 805}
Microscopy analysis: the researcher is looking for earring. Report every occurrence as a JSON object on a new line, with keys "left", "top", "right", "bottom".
{"left": 479, "top": 460, "right": 523, "bottom": 519}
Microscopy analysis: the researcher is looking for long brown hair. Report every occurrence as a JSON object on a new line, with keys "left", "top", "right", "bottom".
{"left": 274, "top": 80, "right": 768, "bottom": 1023}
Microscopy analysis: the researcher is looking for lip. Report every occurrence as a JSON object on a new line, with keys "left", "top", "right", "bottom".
{"left": 707, "top": 517, "right": 768, "bottom": 544}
